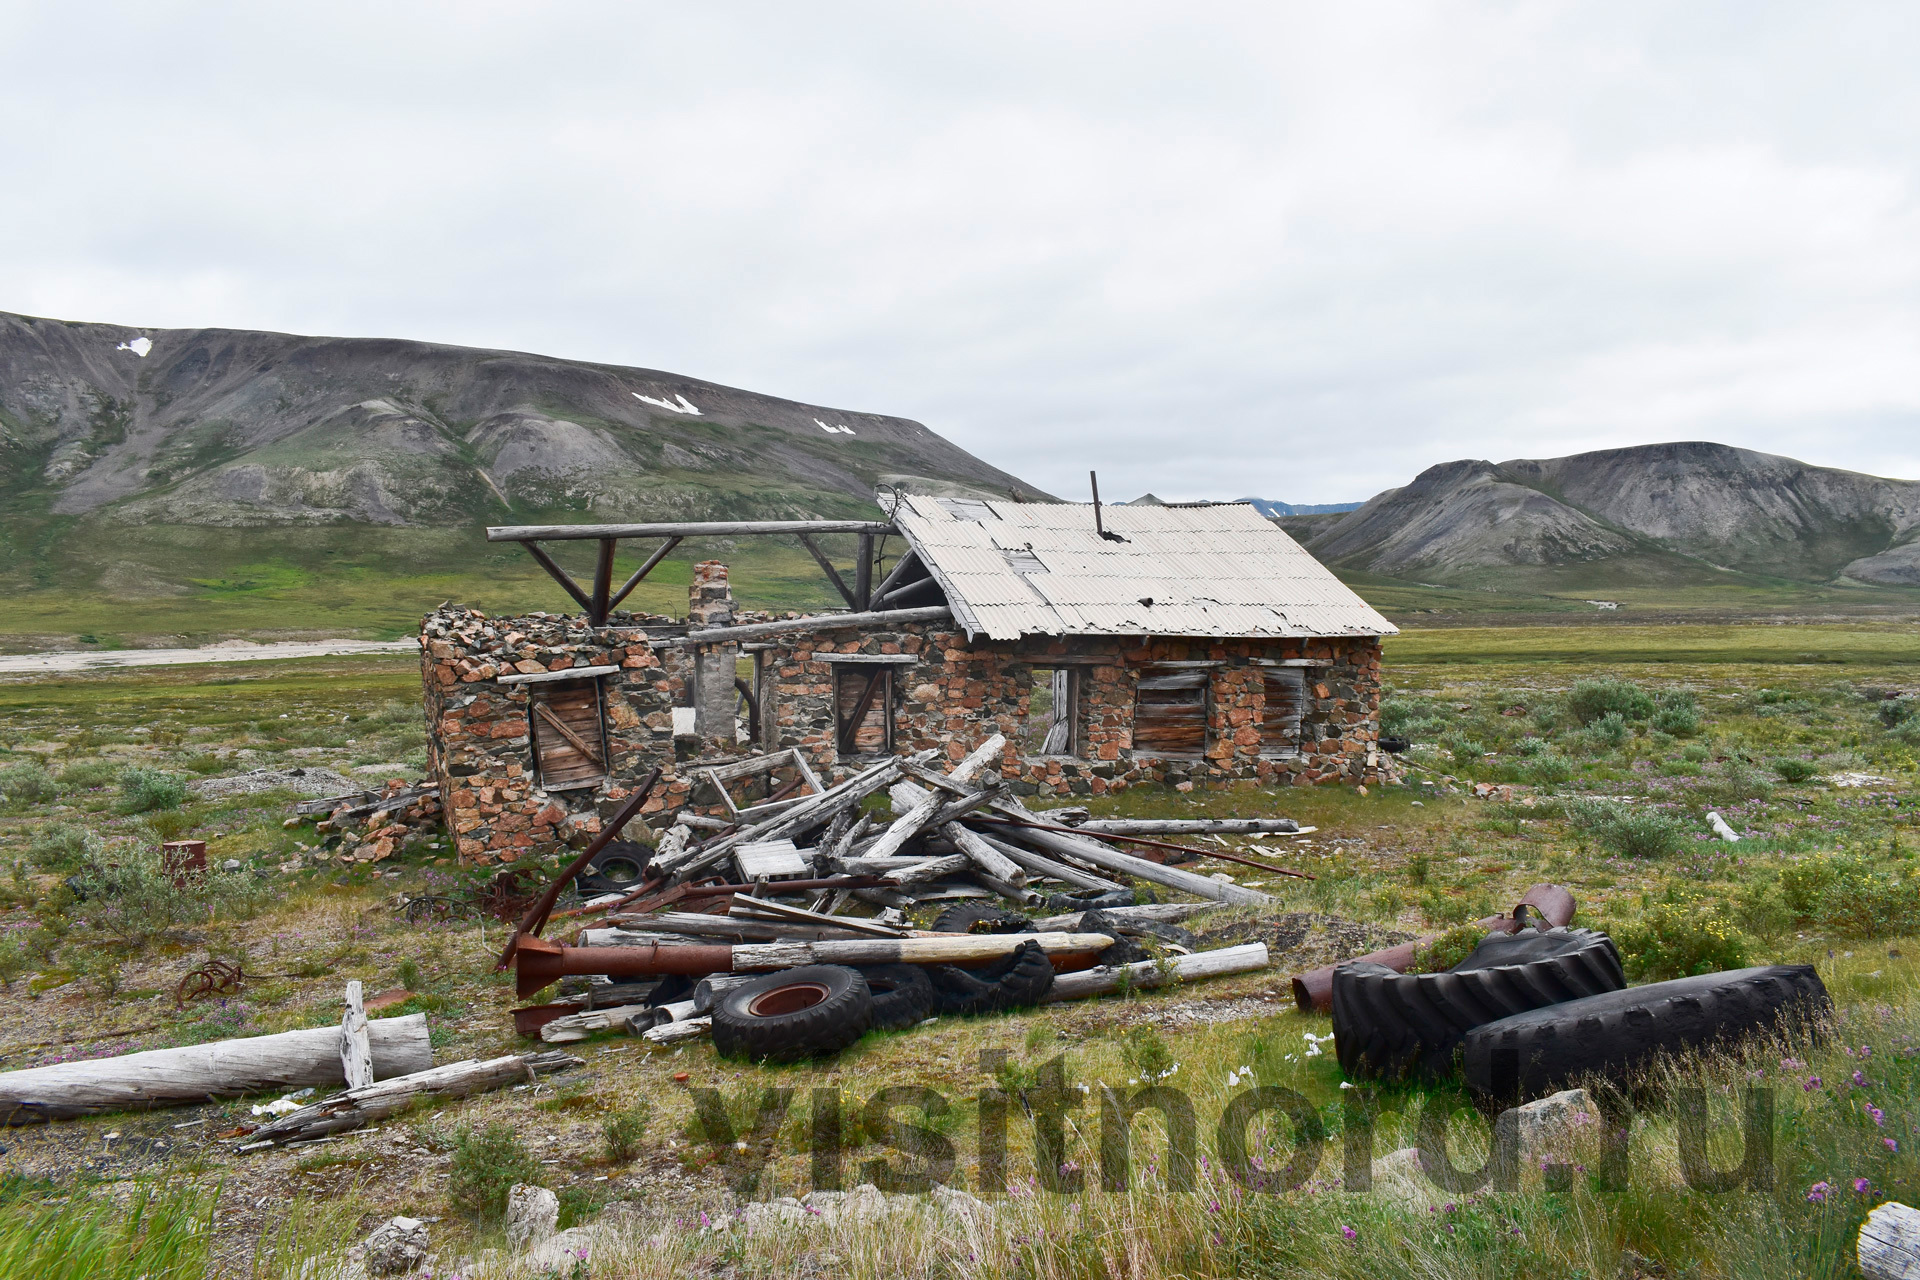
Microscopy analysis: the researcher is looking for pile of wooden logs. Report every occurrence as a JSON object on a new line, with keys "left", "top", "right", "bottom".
{"left": 512, "top": 734, "right": 1300, "bottom": 1040}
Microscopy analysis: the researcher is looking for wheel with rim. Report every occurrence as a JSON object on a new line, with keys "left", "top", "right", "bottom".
{"left": 855, "top": 964, "right": 937, "bottom": 1030}
{"left": 712, "top": 965, "right": 873, "bottom": 1062}
{"left": 1463, "top": 963, "right": 1831, "bottom": 1098}
{"left": 1331, "top": 927, "right": 1626, "bottom": 1082}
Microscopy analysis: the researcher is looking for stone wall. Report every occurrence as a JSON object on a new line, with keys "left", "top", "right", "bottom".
{"left": 757, "top": 625, "right": 1384, "bottom": 797}
{"left": 419, "top": 606, "right": 691, "bottom": 865}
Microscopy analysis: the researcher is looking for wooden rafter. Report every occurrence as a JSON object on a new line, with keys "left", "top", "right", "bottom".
{"left": 796, "top": 534, "right": 858, "bottom": 609}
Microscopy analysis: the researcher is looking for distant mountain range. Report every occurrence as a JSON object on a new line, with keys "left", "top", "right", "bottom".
{"left": 1302, "top": 442, "right": 1920, "bottom": 588}
{"left": 1125, "top": 493, "right": 1362, "bottom": 516}
{"left": 0, "top": 311, "right": 1041, "bottom": 530}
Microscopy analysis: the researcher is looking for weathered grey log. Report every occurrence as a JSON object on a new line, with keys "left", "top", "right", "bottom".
{"left": 664, "top": 757, "right": 910, "bottom": 877}
{"left": 990, "top": 800, "right": 1271, "bottom": 905}
{"left": 949, "top": 734, "right": 1006, "bottom": 783}
{"left": 693, "top": 973, "right": 758, "bottom": 1012}
{"left": 881, "top": 854, "right": 973, "bottom": 886}
{"left": 541, "top": 1005, "right": 656, "bottom": 1043}
{"left": 727, "top": 895, "right": 908, "bottom": 937}
{"left": 1859, "top": 1201, "right": 1920, "bottom": 1280}
{"left": 863, "top": 788, "right": 944, "bottom": 861}
{"left": 587, "top": 917, "right": 877, "bottom": 943}
{"left": 644, "top": 1017, "right": 713, "bottom": 1046}
{"left": 1067, "top": 818, "right": 1302, "bottom": 836}
{"left": 340, "top": 981, "right": 373, "bottom": 1090}
{"left": 487, "top": 520, "right": 896, "bottom": 542}
{"left": 1042, "top": 943, "right": 1270, "bottom": 1002}
{"left": 241, "top": 1051, "right": 582, "bottom": 1147}
{"left": 945, "top": 821, "right": 1029, "bottom": 886}
{"left": 731, "top": 931, "right": 1113, "bottom": 971}
{"left": 658, "top": 606, "right": 952, "bottom": 649}
{"left": 966, "top": 829, "right": 1125, "bottom": 893}
{"left": 1030, "top": 902, "right": 1224, "bottom": 931}
{"left": 0, "top": 1016, "right": 432, "bottom": 1124}
{"left": 973, "top": 874, "right": 1043, "bottom": 908}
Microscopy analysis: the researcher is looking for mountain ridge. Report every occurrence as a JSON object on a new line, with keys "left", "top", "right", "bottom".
{"left": 0, "top": 310, "right": 1043, "bottom": 529}
{"left": 1306, "top": 441, "right": 1920, "bottom": 588}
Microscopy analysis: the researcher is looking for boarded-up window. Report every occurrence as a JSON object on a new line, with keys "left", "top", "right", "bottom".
{"left": 1132, "top": 666, "right": 1208, "bottom": 759}
{"left": 1021, "top": 667, "right": 1080, "bottom": 757}
{"left": 834, "top": 666, "right": 893, "bottom": 756}
{"left": 1260, "top": 667, "right": 1306, "bottom": 756}
{"left": 528, "top": 679, "right": 610, "bottom": 791}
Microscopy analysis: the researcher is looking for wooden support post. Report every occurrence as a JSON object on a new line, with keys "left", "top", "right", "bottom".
{"left": 855, "top": 533, "right": 874, "bottom": 610}
{"left": 607, "top": 536, "right": 683, "bottom": 612}
{"left": 589, "top": 538, "right": 617, "bottom": 624}
{"left": 869, "top": 549, "right": 922, "bottom": 602}
{"left": 797, "top": 534, "right": 859, "bottom": 609}
{"left": 522, "top": 542, "right": 594, "bottom": 614}
{"left": 340, "top": 980, "right": 373, "bottom": 1090}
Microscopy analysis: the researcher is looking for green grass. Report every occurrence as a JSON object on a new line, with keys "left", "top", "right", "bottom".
{"left": 0, "top": 1182, "right": 214, "bottom": 1279}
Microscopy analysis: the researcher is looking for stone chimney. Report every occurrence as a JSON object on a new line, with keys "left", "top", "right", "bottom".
{"left": 690, "top": 562, "right": 739, "bottom": 740}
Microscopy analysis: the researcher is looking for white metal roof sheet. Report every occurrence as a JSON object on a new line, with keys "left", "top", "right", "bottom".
{"left": 891, "top": 494, "right": 1398, "bottom": 641}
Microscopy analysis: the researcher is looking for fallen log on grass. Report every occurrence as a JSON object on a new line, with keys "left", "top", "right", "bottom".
{"left": 1042, "top": 943, "right": 1271, "bottom": 1002}
{"left": 0, "top": 1015, "right": 433, "bottom": 1124}
{"left": 1066, "top": 818, "right": 1301, "bottom": 836}
{"left": 1030, "top": 902, "right": 1223, "bottom": 931}
{"left": 241, "top": 1050, "right": 582, "bottom": 1147}
{"left": 1859, "top": 1201, "right": 1920, "bottom": 1280}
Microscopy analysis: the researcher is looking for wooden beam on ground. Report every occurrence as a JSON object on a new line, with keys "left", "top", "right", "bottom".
{"left": 1042, "top": 943, "right": 1270, "bottom": 1003}
{"left": 487, "top": 520, "right": 895, "bottom": 542}
{"left": 797, "top": 534, "right": 859, "bottom": 609}
{"left": 521, "top": 542, "right": 595, "bottom": 614}
{"left": 607, "top": 536, "right": 683, "bottom": 611}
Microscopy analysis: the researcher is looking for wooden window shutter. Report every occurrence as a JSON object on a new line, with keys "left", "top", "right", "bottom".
{"left": 528, "top": 678, "right": 611, "bottom": 790}
{"left": 835, "top": 666, "right": 893, "bottom": 756}
{"left": 1260, "top": 667, "right": 1306, "bottom": 756}
{"left": 1131, "top": 666, "right": 1208, "bottom": 759}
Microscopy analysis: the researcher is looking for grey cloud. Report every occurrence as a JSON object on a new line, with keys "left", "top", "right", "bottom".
{"left": 1, "top": 1, "right": 1915, "bottom": 504}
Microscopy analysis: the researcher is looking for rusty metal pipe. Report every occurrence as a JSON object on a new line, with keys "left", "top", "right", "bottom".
{"left": 1288, "top": 883, "right": 1575, "bottom": 1013}
{"left": 513, "top": 936, "right": 732, "bottom": 999}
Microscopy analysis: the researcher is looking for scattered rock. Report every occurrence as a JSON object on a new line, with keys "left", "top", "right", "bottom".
{"left": 1507, "top": 1087, "right": 1596, "bottom": 1180}
{"left": 361, "top": 1216, "right": 429, "bottom": 1276}
{"left": 189, "top": 766, "right": 358, "bottom": 799}
{"left": 505, "top": 1184, "right": 559, "bottom": 1250}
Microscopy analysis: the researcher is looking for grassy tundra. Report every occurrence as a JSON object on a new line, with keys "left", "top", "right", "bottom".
{"left": 0, "top": 623, "right": 1914, "bottom": 1278}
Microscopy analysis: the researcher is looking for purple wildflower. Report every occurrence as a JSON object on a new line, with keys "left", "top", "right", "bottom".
{"left": 1807, "top": 1181, "right": 1832, "bottom": 1203}
{"left": 1341, "top": 1225, "right": 1358, "bottom": 1241}
{"left": 1853, "top": 1071, "right": 1870, "bottom": 1088}
{"left": 1804, "top": 1076, "right": 1823, "bottom": 1092}
{"left": 1854, "top": 1178, "right": 1872, "bottom": 1194}
{"left": 1886, "top": 1139, "right": 1900, "bottom": 1153}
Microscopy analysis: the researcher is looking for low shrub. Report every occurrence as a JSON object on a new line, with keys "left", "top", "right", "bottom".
{"left": 1566, "top": 677, "right": 1655, "bottom": 726}
{"left": 115, "top": 767, "right": 186, "bottom": 815}
{"left": 1771, "top": 757, "right": 1820, "bottom": 784}
{"left": 1441, "top": 735, "right": 1485, "bottom": 766}
{"left": 1650, "top": 691, "right": 1703, "bottom": 737}
{"left": 55, "top": 760, "right": 119, "bottom": 790}
{"left": 1519, "top": 752, "right": 1573, "bottom": 785}
{"left": 28, "top": 824, "right": 100, "bottom": 872}
{"left": 1511, "top": 736, "right": 1550, "bottom": 757}
{"left": 69, "top": 843, "right": 264, "bottom": 946}
{"left": 0, "top": 763, "right": 56, "bottom": 807}
{"left": 603, "top": 1104, "right": 651, "bottom": 1164}
{"left": 1780, "top": 854, "right": 1920, "bottom": 939}
{"left": 1876, "top": 697, "right": 1916, "bottom": 729}
{"left": 1609, "top": 897, "right": 1751, "bottom": 981}
{"left": 1568, "top": 799, "right": 1689, "bottom": 858}
{"left": 448, "top": 1124, "right": 544, "bottom": 1221}
{"left": 1575, "top": 711, "right": 1632, "bottom": 753}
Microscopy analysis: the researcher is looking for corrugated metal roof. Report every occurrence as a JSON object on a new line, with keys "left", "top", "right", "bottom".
{"left": 891, "top": 494, "right": 1399, "bottom": 641}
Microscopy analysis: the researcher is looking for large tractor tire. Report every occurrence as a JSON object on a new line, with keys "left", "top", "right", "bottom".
{"left": 855, "top": 964, "right": 938, "bottom": 1031}
{"left": 929, "top": 940, "right": 1055, "bottom": 1016}
{"left": 1332, "top": 927, "right": 1625, "bottom": 1081}
{"left": 1463, "top": 963, "right": 1831, "bottom": 1098}
{"left": 712, "top": 965, "right": 873, "bottom": 1063}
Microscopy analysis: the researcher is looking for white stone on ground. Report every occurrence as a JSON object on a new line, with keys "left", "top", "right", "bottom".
{"left": 505, "top": 1184, "right": 560, "bottom": 1250}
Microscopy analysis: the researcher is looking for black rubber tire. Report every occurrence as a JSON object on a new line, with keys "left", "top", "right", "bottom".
{"left": 929, "top": 941, "right": 1056, "bottom": 1016}
{"left": 1044, "top": 887, "right": 1137, "bottom": 913}
{"left": 1331, "top": 928, "right": 1626, "bottom": 1082}
{"left": 855, "top": 964, "right": 938, "bottom": 1031}
{"left": 931, "top": 903, "right": 1037, "bottom": 935}
{"left": 712, "top": 965, "right": 873, "bottom": 1063}
{"left": 576, "top": 840, "right": 651, "bottom": 897}
{"left": 1463, "top": 963, "right": 1831, "bottom": 1099}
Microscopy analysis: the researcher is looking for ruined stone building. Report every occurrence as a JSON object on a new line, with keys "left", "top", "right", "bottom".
{"left": 419, "top": 496, "right": 1396, "bottom": 864}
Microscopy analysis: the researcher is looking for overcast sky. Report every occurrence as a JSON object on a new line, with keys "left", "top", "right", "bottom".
{"left": 3, "top": 2, "right": 1916, "bottom": 502}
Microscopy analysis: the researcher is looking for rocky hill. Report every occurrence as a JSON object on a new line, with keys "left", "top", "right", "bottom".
{"left": 0, "top": 311, "right": 1041, "bottom": 529}
{"left": 1307, "top": 442, "right": 1920, "bottom": 588}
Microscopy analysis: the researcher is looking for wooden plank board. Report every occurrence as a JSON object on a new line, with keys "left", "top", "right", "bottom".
{"left": 1260, "top": 667, "right": 1305, "bottom": 757}
{"left": 835, "top": 667, "right": 891, "bottom": 755}
{"left": 1133, "top": 664, "right": 1208, "bottom": 759}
